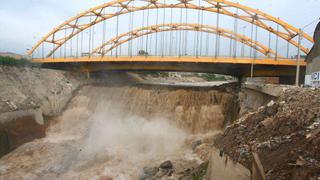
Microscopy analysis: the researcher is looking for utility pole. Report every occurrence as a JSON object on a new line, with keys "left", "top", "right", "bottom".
{"left": 295, "top": 29, "right": 302, "bottom": 86}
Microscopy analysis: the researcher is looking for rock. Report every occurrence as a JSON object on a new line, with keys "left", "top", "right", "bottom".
{"left": 261, "top": 118, "right": 274, "bottom": 128}
{"left": 192, "top": 139, "right": 203, "bottom": 151}
{"left": 160, "top": 160, "right": 173, "bottom": 169}
{"left": 306, "top": 128, "right": 320, "bottom": 139}
{"left": 267, "top": 100, "right": 275, "bottom": 107}
{"left": 6, "top": 101, "right": 18, "bottom": 110}
{"left": 139, "top": 167, "right": 159, "bottom": 180}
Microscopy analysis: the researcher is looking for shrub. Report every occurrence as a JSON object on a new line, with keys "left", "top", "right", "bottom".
{"left": 0, "top": 56, "right": 39, "bottom": 67}
{"left": 199, "top": 73, "right": 227, "bottom": 81}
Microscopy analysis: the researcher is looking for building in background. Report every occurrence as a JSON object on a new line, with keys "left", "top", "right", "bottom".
{"left": 305, "top": 22, "right": 320, "bottom": 87}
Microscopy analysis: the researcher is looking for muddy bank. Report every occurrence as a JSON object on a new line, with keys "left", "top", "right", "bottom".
{"left": 0, "top": 65, "right": 88, "bottom": 157}
{"left": 0, "top": 109, "right": 46, "bottom": 157}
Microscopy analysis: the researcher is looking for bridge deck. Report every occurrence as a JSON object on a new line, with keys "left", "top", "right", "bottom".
{"left": 34, "top": 56, "right": 305, "bottom": 78}
{"left": 32, "top": 56, "right": 305, "bottom": 66}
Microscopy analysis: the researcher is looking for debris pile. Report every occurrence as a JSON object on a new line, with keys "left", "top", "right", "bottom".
{"left": 139, "top": 160, "right": 208, "bottom": 180}
{"left": 215, "top": 87, "right": 320, "bottom": 179}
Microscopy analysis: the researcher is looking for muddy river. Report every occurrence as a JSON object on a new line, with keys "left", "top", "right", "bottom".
{"left": 0, "top": 84, "right": 250, "bottom": 179}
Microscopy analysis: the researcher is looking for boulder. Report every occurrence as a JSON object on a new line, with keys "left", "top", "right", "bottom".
{"left": 160, "top": 160, "right": 173, "bottom": 170}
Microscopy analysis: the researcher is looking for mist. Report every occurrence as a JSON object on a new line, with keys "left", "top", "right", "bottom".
{"left": 82, "top": 104, "right": 187, "bottom": 156}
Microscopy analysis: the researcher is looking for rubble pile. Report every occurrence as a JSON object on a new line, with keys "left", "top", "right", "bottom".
{"left": 215, "top": 88, "right": 320, "bottom": 179}
{"left": 139, "top": 160, "right": 208, "bottom": 180}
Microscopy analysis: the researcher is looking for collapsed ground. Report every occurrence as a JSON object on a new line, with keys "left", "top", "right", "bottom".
{"left": 215, "top": 88, "right": 320, "bottom": 180}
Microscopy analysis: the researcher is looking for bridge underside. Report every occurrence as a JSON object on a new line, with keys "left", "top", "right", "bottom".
{"left": 36, "top": 57, "right": 306, "bottom": 78}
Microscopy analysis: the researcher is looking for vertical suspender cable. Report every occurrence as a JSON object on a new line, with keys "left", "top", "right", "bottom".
{"left": 81, "top": 32, "right": 84, "bottom": 57}
{"left": 179, "top": 8, "right": 183, "bottom": 57}
{"left": 275, "top": 23, "right": 279, "bottom": 60}
{"left": 241, "top": 40, "right": 245, "bottom": 57}
{"left": 155, "top": 8, "right": 159, "bottom": 56}
{"left": 193, "top": 28, "right": 197, "bottom": 57}
{"left": 130, "top": 1, "right": 134, "bottom": 57}
{"left": 102, "top": 9, "right": 107, "bottom": 56}
{"left": 115, "top": 7, "right": 119, "bottom": 57}
{"left": 141, "top": 10, "right": 145, "bottom": 53}
{"left": 70, "top": 35, "right": 73, "bottom": 57}
{"left": 286, "top": 41, "right": 290, "bottom": 58}
{"left": 233, "top": 8, "right": 239, "bottom": 58}
{"left": 52, "top": 35, "right": 55, "bottom": 59}
{"left": 229, "top": 25, "right": 233, "bottom": 57}
{"left": 185, "top": 8, "right": 188, "bottom": 56}
{"left": 128, "top": 7, "right": 131, "bottom": 56}
{"left": 199, "top": 7, "right": 204, "bottom": 57}
{"left": 146, "top": 7, "right": 150, "bottom": 57}
{"left": 60, "top": 42, "right": 63, "bottom": 58}
{"left": 254, "top": 23, "right": 258, "bottom": 59}
{"left": 215, "top": 4, "right": 220, "bottom": 58}
{"left": 88, "top": 17, "right": 92, "bottom": 57}
{"left": 169, "top": 8, "right": 173, "bottom": 56}
{"left": 268, "top": 31, "right": 271, "bottom": 57}
{"left": 58, "top": 35, "right": 63, "bottom": 57}
{"left": 205, "top": 13, "right": 209, "bottom": 56}
{"left": 249, "top": 20, "right": 254, "bottom": 58}
{"left": 161, "top": 0, "right": 166, "bottom": 57}
{"left": 241, "top": 26, "right": 245, "bottom": 57}
{"left": 42, "top": 43, "right": 44, "bottom": 59}
{"left": 229, "top": 36, "right": 233, "bottom": 57}
{"left": 250, "top": 15, "right": 256, "bottom": 81}
{"left": 196, "top": 0, "right": 200, "bottom": 58}
{"left": 92, "top": 24, "right": 95, "bottom": 56}
{"left": 205, "top": 31, "right": 209, "bottom": 56}
{"left": 64, "top": 28, "right": 67, "bottom": 58}
{"left": 76, "top": 34, "right": 79, "bottom": 58}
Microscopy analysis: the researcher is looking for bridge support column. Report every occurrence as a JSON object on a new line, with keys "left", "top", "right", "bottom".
{"left": 279, "top": 75, "right": 304, "bottom": 85}
{"left": 85, "top": 71, "right": 90, "bottom": 79}
{"left": 237, "top": 76, "right": 244, "bottom": 83}
{"left": 279, "top": 76, "right": 295, "bottom": 85}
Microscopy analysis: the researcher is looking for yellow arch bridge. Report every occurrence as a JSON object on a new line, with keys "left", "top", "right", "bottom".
{"left": 28, "top": 0, "right": 312, "bottom": 81}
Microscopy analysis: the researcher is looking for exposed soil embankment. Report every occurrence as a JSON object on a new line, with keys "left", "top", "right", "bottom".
{"left": 0, "top": 110, "right": 46, "bottom": 157}
{"left": 215, "top": 88, "right": 320, "bottom": 179}
{"left": 0, "top": 66, "right": 86, "bottom": 116}
{"left": 0, "top": 65, "right": 86, "bottom": 157}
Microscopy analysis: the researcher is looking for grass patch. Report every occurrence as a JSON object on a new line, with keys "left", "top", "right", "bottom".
{"left": 193, "top": 161, "right": 209, "bottom": 180}
{"left": 199, "top": 73, "right": 227, "bottom": 81}
{"left": 0, "top": 56, "right": 39, "bottom": 67}
{"left": 142, "top": 71, "right": 169, "bottom": 77}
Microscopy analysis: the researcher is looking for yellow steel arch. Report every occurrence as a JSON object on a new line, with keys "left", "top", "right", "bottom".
{"left": 92, "top": 23, "right": 278, "bottom": 57}
{"left": 28, "top": 0, "right": 313, "bottom": 57}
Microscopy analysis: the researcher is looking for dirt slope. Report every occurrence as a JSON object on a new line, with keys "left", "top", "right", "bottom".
{"left": 0, "top": 65, "right": 86, "bottom": 116}
{"left": 215, "top": 87, "right": 320, "bottom": 179}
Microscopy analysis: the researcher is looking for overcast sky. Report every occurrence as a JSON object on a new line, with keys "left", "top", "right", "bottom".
{"left": 0, "top": 0, "right": 319, "bottom": 55}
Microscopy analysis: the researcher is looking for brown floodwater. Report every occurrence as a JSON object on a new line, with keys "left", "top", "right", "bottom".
{"left": 0, "top": 84, "right": 248, "bottom": 179}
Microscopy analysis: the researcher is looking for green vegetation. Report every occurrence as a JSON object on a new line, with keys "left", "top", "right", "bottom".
{"left": 199, "top": 73, "right": 227, "bottom": 81}
{"left": 142, "top": 71, "right": 169, "bottom": 77}
{"left": 0, "top": 56, "right": 39, "bottom": 67}
{"left": 193, "top": 161, "right": 209, "bottom": 180}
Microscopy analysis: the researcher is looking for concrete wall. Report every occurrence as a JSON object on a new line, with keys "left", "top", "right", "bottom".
{"left": 307, "top": 56, "right": 320, "bottom": 75}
